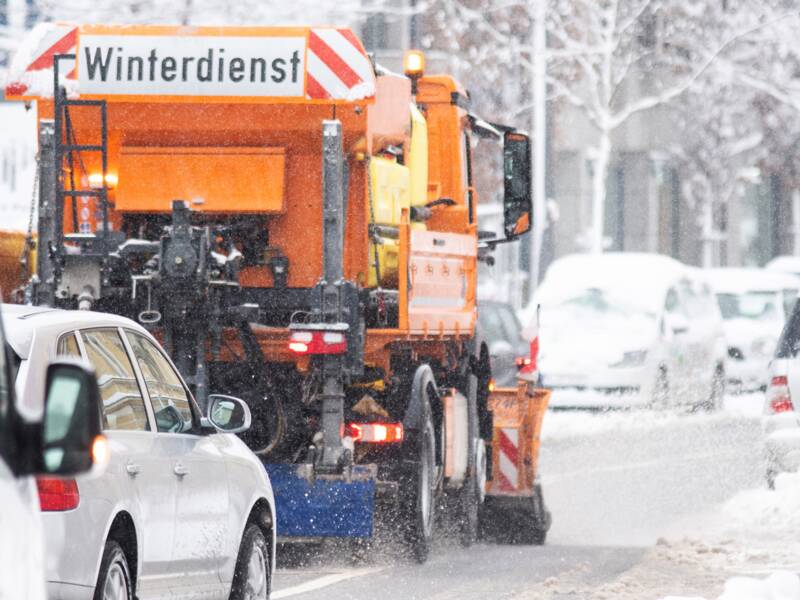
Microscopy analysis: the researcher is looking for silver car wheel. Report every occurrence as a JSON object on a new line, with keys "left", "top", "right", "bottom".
{"left": 244, "top": 543, "right": 268, "bottom": 600}
{"left": 102, "top": 561, "right": 129, "bottom": 600}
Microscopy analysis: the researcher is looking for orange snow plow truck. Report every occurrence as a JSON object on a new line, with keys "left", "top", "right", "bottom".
{"left": 6, "top": 23, "right": 549, "bottom": 559}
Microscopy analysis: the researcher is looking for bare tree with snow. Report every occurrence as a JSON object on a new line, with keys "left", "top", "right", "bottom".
{"left": 428, "top": 0, "right": 796, "bottom": 254}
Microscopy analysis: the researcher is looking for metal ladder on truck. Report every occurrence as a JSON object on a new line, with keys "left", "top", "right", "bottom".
{"left": 35, "top": 53, "right": 111, "bottom": 308}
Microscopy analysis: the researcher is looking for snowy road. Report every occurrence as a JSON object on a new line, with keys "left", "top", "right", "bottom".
{"left": 271, "top": 395, "right": 771, "bottom": 599}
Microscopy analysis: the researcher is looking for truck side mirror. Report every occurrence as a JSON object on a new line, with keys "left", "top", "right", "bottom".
{"left": 39, "top": 360, "right": 105, "bottom": 476}
{"left": 503, "top": 131, "right": 533, "bottom": 239}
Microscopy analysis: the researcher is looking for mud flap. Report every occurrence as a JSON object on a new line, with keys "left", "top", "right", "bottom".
{"left": 265, "top": 464, "right": 376, "bottom": 538}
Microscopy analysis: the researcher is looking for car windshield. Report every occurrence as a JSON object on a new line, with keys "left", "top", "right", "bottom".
{"left": 546, "top": 288, "right": 657, "bottom": 322}
{"left": 716, "top": 291, "right": 781, "bottom": 321}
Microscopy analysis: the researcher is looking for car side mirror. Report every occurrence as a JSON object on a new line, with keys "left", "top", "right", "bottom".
{"left": 155, "top": 404, "right": 186, "bottom": 433}
{"left": 204, "top": 394, "right": 251, "bottom": 434}
{"left": 503, "top": 131, "right": 532, "bottom": 239}
{"left": 39, "top": 360, "right": 105, "bottom": 476}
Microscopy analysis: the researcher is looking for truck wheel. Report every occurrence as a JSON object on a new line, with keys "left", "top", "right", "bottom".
{"left": 94, "top": 541, "right": 132, "bottom": 600}
{"left": 400, "top": 394, "right": 437, "bottom": 563}
{"left": 455, "top": 373, "right": 481, "bottom": 547}
{"left": 525, "top": 482, "right": 551, "bottom": 545}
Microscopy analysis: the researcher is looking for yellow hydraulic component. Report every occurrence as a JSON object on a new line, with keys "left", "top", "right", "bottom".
{"left": 367, "top": 156, "right": 410, "bottom": 288}
{"left": 367, "top": 102, "right": 428, "bottom": 287}
{"left": 409, "top": 103, "right": 428, "bottom": 207}
{"left": 369, "top": 156, "right": 410, "bottom": 225}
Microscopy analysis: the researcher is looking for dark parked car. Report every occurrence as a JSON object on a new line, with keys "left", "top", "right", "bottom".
{"left": 478, "top": 300, "right": 530, "bottom": 387}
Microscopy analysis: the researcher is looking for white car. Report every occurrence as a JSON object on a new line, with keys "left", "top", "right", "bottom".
{"left": 532, "top": 253, "right": 727, "bottom": 409}
{"left": 0, "top": 305, "right": 104, "bottom": 600}
{"left": 764, "top": 298, "right": 800, "bottom": 487}
{"left": 765, "top": 255, "right": 800, "bottom": 280}
{"left": 706, "top": 268, "right": 798, "bottom": 392}
{"left": 3, "top": 305, "right": 276, "bottom": 600}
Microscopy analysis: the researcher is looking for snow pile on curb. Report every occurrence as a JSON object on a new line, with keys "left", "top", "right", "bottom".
{"left": 721, "top": 471, "right": 800, "bottom": 538}
{"left": 663, "top": 571, "right": 800, "bottom": 600}
{"left": 660, "top": 473, "right": 800, "bottom": 600}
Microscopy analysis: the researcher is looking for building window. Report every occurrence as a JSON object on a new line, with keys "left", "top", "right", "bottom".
{"left": 25, "top": 0, "right": 39, "bottom": 29}
{"left": 362, "top": 14, "right": 388, "bottom": 52}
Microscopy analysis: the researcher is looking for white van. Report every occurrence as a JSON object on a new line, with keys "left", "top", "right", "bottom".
{"left": 0, "top": 307, "right": 104, "bottom": 599}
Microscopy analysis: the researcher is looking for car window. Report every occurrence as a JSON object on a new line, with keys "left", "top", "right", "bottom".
{"left": 497, "top": 305, "right": 524, "bottom": 345}
{"left": 126, "top": 332, "right": 193, "bottom": 434}
{"left": 777, "top": 301, "right": 800, "bottom": 358}
{"left": 783, "top": 290, "right": 798, "bottom": 319}
{"left": 478, "top": 305, "right": 507, "bottom": 345}
{"left": 81, "top": 329, "right": 150, "bottom": 432}
{"left": 0, "top": 328, "right": 11, "bottom": 464}
{"left": 57, "top": 333, "right": 81, "bottom": 357}
{"left": 665, "top": 287, "right": 683, "bottom": 315}
{"left": 679, "top": 280, "right": 708, "bottom": 319}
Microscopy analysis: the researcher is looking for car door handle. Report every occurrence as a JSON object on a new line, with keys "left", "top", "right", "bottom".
{"left": 173, "top": 462, "right": 190, "bottom": 478}
{"left": 126, "top": 462, "right": 141, "bottom": 476}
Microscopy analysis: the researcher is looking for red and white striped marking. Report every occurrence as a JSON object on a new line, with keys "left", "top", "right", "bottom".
{"left": 306, "top": 28, "right": 375, "bottom": 101}
{"left": 5, "top": 23, "right": 77, "bottom": 97}
{"left": 497, "top": 427, "right": 520, "bottom": 491}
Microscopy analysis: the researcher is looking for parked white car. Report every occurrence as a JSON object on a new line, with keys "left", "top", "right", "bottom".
{"left": 3, "top": 305, "right": 276, "bottom": 600}
{"left": 765, "top": 255, "right": 800, "bottom": 280}
{"left": 532, "top": 253, "right": 727, "bottom": 409}
{"left": 0, "top": 305, "right": 104, "bottom": 600}
{"left": 706, "top": 268, "right": 798, "bottom": 392}
{"left": 764, "top": 298, "right": 800, "bottom": 487}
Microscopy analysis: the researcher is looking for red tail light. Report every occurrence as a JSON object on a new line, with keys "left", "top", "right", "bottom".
{"left": 288, "top": 330, "right": 347, "bottom": 355}
{"left": 768, "top": 375, "right": 794, "bottom": 413}
{"left": 346, "top": 422, "right": 404, "bottom": 443}
{"left": 36, "top": 478, "right": 79, "bottom": 511}
{"left": 515, "top": 357, "right": 532, "bottom": 368}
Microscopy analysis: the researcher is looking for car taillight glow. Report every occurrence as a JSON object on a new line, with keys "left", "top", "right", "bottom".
{"left": 346, "top": 422, "right": 404, "bottom": 443}
{"left": 288, "top": 330, "right": 347, "bottom": 355}
{"left": 92, "top": 435, "right": 110, "bottom": 467}
{"left": 768, "top": 375, "right": 794, "bottom": 413}
{"left": 36, "top": 478, "right": 79, "bottom": 511}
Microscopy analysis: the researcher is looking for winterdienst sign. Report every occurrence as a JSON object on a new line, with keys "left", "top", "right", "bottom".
{"left": 4, "top": 24, "right": 376, "bottom": 102}
{"left": 78, "top": 36, "right": 305, "bottom": 96}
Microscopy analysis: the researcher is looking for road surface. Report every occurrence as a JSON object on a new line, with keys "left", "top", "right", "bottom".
{"left": 271, "top": 397, "right": 766, "bottom": 599}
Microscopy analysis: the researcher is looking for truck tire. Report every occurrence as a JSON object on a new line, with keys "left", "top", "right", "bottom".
{"left": 522, "top": 482, "right": 551, "bottom": 545}
{"left": 454, "top": 373, "right": 481, "bottom": 547}
{"left": 94, "top": 541, "right": 133, "bottom": 600}
{"left": 399, "top": 382, "right": 437, "bottom": 563}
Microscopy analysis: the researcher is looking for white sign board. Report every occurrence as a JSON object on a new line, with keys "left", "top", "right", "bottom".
{"left": 77, "top": 35, "right": 306, "bottom": 96}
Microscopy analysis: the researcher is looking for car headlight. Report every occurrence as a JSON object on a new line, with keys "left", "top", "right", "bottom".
{"left": 728, "top": 346, "right": 744, "bottom": 360}
{"left": 610, "top": 350, "right": 648, "bottom": 368}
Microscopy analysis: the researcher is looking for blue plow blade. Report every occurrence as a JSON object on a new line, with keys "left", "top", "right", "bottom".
{"left": 264, "top": 463, "right": 376, "bottom": 538}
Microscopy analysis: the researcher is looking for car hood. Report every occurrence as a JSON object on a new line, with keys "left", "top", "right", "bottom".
{"left": 539, "top": 314, "right": 658, "bottom": 371}
{"left": 723, "top": 318, "right": 783, "bottom": 355}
